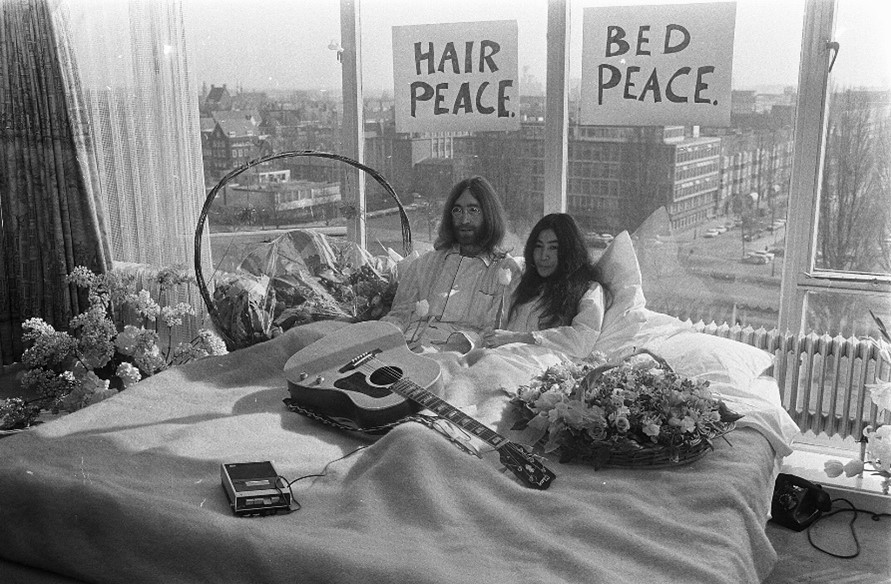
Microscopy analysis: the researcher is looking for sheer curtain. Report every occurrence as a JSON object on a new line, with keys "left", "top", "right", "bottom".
{"left": 55, "top": 0, "right": 209, "bottom": 271}
{"left": 0, "top": 0, "right": 112, "bottom": 365}
{"left": 54, "top": 0, "right": 212, "bottom": 343}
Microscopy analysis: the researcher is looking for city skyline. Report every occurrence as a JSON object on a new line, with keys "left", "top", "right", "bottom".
{"left": 182, "top": 0, "right": 889, "bottom": 96}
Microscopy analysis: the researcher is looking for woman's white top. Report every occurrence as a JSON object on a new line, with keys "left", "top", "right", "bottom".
{"left": 503, "top": 283, "right": 606, "bottom": 361}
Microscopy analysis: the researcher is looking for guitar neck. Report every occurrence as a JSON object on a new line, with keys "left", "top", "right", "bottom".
{"left": 342, "top": 346, "right": 554, "bottom": 490}
{"left": 388, "top": 378, "right": 508, "bottom": 451}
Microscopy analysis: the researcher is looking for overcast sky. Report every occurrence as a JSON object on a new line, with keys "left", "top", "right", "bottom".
{"left": 182, "top": 0, "right": 889, "bottom": 95}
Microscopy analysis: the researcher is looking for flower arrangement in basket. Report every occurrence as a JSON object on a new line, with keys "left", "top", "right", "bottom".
{"left": 509, "top": 350, "right": 743, "bottom": 469}
{"left": 0, "top": 265, "right": 227, "bottom": 434}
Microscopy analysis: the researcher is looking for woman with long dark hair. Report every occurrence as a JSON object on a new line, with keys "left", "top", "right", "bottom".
{"left": 484, "top": 213, "right": 608, "bottom": 360}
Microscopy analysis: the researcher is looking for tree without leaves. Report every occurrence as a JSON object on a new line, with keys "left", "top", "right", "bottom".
{"left": 817, "top": 89, "right": 891, "bottom": 273}
{"left": 805, "top": 89, "right": 891, "bottom": 337}
{"left": 873, "top": 109, "right": 891, "bottom": 273}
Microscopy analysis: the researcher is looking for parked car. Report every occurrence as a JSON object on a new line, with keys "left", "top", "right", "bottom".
{"left": 585, "top": 233, "right": 612, "bottom": 248}
{"left": 704, "top": 228, "right": 721, "bottom": 238}
{"left": 746, "top": 250, "right": 775, "bottom": 263}
{"left": 743, "top": 252, "right": 771, "bottom": 265}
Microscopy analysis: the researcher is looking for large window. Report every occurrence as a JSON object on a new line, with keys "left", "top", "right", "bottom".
{"left": 181, "top": 0, "right": 888, "bottom": 338}
{"left": 183, "top": 0, "right": 344, "bottom": 273}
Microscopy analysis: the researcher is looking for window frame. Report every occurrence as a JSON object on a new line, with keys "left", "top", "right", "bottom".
{"left": 778, "top": 0, "right": 891, "bottom": 335}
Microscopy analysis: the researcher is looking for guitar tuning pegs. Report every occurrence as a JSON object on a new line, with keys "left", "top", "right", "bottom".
{"left": 298, "top": 372, "right": 309, "bottom": 380}
{"left": 314, "top": 375, "right": 324, "bottom": 385}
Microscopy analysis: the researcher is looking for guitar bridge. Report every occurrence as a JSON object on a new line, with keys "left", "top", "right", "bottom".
{"left": 339, "top": 349, "right": 380, "bottom": 373}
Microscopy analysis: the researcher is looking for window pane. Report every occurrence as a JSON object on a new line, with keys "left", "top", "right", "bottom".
{"left": 572, "top": 0, "right": 803, "bottom": 330}
{"left": 184, "top": 1, "right": 345, "bottom": 272}
{"left": 805, "top": 290, "right": 890, "bottom": 339}
{"left": 814, "top": 0, "right": 891, "bottom": 276}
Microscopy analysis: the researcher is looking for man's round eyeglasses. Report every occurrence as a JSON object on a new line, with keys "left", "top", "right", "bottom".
{"left": 451, "top": 206, "right": 482, "bottom": 217}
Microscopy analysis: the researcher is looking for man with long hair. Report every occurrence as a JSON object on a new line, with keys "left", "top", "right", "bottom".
{"left": 382, "top": 176, "right": 521, "bottom": 352}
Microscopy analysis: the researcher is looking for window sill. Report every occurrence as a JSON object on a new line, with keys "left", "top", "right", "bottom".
{"left": 782, "top": 438, "right": 891, "bottom": 515}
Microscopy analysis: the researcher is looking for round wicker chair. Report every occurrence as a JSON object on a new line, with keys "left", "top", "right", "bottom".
{"left": 193, "top": 150, "right": 411, "bottom": 349}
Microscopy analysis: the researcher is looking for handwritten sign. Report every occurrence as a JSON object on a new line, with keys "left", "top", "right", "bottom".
{"left": 393, "top": 20, "right": 519, "bottom": 133}
{"left": 580, "top": 3, "right": 736, "bottom": 126}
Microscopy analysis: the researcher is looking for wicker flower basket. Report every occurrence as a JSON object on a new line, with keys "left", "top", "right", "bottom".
{"left": 511, "top": 350, "right": 741, "bottom": 470}
{"left": 193, "top": 150, "right": 412, "bottom": 350}
{"left": 558, "top": 420, "right": 737, "bottom": 470}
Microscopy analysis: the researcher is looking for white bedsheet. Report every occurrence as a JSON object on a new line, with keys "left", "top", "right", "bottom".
{"left": 0, "top": 317, "right": 794, "bottom": 584}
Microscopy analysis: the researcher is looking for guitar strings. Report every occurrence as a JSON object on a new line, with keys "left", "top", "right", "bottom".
{"left": 356, "top": 357, "right": 519, "bottom": 456}
{"left": 358, "top": 356, "right": 403, "bottom": 384}
{"left": 354, "top": 356, "right": 553, "bottom": 489}
{"left": 358, "top": 357, "right": 466, "bottom": 424}
{"left": 358, "top": 356, "right": 495, "bottom": 438}
{"left": 357, "top": 357, "right": 488, "bottom": 456}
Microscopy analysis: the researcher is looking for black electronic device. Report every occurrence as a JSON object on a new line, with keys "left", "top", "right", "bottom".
{"left": 221, "top": 461, "right": 291, "bottom": 517}
{"left": 769, "top": 472, "right": 832, "bottom": 531}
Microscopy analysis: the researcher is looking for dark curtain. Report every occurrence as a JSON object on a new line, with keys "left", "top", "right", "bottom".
{"left": 0, "top": 0, "right": 112, "bottom": 365}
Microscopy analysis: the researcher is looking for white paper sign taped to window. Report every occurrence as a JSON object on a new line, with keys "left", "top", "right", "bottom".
{"left": 580, "top": 2, "right": 736, "bottom": 127}
{"left": 392, "top": 20, "right": 520, "bottom": 133}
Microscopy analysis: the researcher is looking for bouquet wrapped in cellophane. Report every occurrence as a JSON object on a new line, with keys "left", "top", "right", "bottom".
{"left": 210, "top": 230, "right": 404, "bottom": 349}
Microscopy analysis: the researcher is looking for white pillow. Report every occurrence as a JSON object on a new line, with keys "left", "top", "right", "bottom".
{"left": 646, "top": 330, "right": 775, "bottom": 395}
{"left": 590, "top": 231, "right": 648, "bottom": 357}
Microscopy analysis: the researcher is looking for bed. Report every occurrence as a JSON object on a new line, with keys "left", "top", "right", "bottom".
{"left": 0, "top": 233, "right": 798, "bottom": 584}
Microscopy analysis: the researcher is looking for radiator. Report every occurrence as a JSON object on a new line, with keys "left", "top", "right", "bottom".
{"left": 691, "top": 321, "right": 891, "bottom": 441}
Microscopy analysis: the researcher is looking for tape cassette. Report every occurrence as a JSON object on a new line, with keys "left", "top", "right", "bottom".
{"left": 221, "top": 461, "right": 291, "bottom": 516}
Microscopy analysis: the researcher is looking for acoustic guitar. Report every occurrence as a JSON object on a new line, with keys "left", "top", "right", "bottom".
{"left": 283, "top": 320, "right": 556, "bottom": 490}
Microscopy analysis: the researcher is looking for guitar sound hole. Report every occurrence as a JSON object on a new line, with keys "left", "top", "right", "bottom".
{"left": 369, "top": 366, "right": 402, "bottom": 386}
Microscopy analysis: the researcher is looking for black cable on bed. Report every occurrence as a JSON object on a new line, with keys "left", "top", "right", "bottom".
{"left": 806, "top": 497, "right": 891, "bottom": 559}
{"left": 275, "top": 445, "right": 370, "bottom": 512}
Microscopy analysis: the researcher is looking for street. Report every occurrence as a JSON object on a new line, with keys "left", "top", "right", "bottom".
{"left": 634, "top": 216, "right": 786, "bottom": 327}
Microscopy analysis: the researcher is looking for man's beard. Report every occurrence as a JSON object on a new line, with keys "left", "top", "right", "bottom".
{"left": 455, "top": 224, "right": 481, "bottom": 247}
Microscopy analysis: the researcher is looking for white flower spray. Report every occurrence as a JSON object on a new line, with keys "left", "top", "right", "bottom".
{"left": 497, "top": 268, "right": 512, "bottom": 287}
